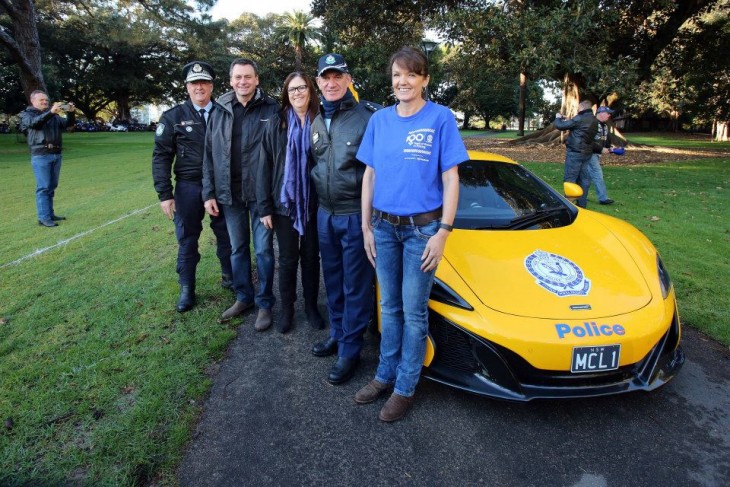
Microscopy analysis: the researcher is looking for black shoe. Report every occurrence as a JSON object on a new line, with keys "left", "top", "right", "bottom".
{"left": 328, "top": 356, "right": 360, "bottom": 385}
{"left": 305, "top": 303, "right": 325, "bottom": 329}
{"left": 176, "top": 285, "right": 195, "bottom": 313}
{"left": 312, "top": 337, "right": 338, "bottom": 357}
{"left": 221, "top": 273, "right": 234, "bottom": 290}
{"left": 38, "top": 219, "right": 58, "bottom": 227}
{"left": 51, "top": 215, "right": 66, "bottom": 221}
{"left": 277, "top": 305, "right": 295, "bottom": 334}
{"left": 599, "top": 199, "right": 615, "bottom": 205}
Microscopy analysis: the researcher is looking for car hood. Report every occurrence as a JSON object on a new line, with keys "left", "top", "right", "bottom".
{"left": 443, "top": 213, "right": 653, "bottom": 319}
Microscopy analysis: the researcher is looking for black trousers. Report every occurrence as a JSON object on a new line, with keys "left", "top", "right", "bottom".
{"left": 174, "top": 179, "right": 232, "bottom": 286}
{"left": 272, "top": 213, "right": 320, "bottom": 307}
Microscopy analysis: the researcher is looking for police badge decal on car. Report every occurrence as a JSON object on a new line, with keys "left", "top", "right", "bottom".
{"left": 524, "top": 250, "right": 591, "bottom": 297}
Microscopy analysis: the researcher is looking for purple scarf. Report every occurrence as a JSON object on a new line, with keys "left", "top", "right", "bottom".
{"left": 280, "top": 108, "right": 311, "bottom": 235}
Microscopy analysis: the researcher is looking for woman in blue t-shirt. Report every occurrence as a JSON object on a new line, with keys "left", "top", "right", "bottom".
{"left": 355, "top": 46, "right": 468, "bottom": 422}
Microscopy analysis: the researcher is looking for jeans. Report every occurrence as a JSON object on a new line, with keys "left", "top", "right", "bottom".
{"left": 31, "top": 153, "right": 62, "bottom": 221}
{"left": 174, "top": 180, "right": 232, "bottom": 287}
{"left": 273, "top": 213, "right": 320, "bottom": 307}
{"left": 317, "top": 208, "right": 374, "bottom": 359}
{"left": 586, "top": 154, "right": 609, "bottom": 202}
{"left": 372, "top": 217, "right": 439, "bottom": 398}
{"left": 563, "top": 151, "right": 592, "bottom": 208}
{"left": 222, "top": 200, "right": 274, "bottom": 309}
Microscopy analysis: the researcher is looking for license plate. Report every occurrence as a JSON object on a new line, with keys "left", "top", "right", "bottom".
{"left": 571, "top": 345, "right": 621, "bottom": 373}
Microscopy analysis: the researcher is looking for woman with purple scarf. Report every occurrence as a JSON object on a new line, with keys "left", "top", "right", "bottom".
{"left": 257, "top": 72, "right": 324, "bottom": 333}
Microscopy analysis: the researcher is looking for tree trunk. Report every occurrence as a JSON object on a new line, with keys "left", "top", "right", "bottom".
{"left": 518, "top": 71, "right": 527, "bottom": 136}
{"left": 715, "top": 120, "right": 728, "bottom": 142}
{"left": 462, "top": 110, "right": 473, "bottom": 130}
{"left": 0, "top": 0, "right": 47, "bottom": 99}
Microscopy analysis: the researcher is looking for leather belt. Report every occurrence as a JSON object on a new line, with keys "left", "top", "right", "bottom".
{"left": 373, "top": 208, "right": 442, "bottom": 226}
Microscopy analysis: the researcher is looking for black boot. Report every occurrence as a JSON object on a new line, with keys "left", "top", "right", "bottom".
{"left": 177, "top": 285, "right": 195, "bottom": 313}
{"left": 305, "top": 302, "right": 325, "bottom": 329}
{"left": 277, "top": 304, "right": 295, "bottom": 334}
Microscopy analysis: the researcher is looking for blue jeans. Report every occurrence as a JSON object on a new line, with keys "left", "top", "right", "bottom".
{"left": 563, "top": 151, "right": 592, "bottom": 208}
{"left": 31, "top": 154, "right": 62, "bottom": 221}
{"left": 372, "top": 216, "right": 439, "bottom": 398}
{"left": 222, "top": 200, "right": 274, "bottom": 309}
{"left": 586, "top": 154, "right": 609, "bottom": 202}
{"left": 174, "top": 180, "right": 232, "bottom": 287}
{"left": 317, "top": 208, "right": 374, "bottom": 359}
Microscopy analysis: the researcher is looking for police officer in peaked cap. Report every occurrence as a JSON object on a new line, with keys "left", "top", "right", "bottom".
{"left": 152, "top": 60, "right": 233, "bottom": 312}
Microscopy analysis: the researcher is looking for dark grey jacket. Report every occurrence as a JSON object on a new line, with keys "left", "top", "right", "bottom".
{"left": 202, "top": 88, "right": 278, "bottom": 205}
{"left": 310, "top": 98, "right": 379, "bottom": 215}
{"left": 19, "top": 107, "right": 75, "bottom": 155}
{"left": 554, "top": 108, "right": 598, "bottom": 155}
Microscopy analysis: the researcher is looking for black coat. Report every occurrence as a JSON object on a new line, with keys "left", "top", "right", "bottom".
{"left": 19, "top": 107, "right": 75, "bottom": 155}
{"left": 152, "top": 100, "right": 211, "bottom": 201}
{"left": 256, "top": 113, "right": 318, "bottom": 218}
{"left": 554, "top": 108, "right": 599, "bottom": 155}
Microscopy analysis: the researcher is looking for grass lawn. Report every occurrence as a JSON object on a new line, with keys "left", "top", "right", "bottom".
{"left": 1, "top": 132, "right": 728, "bottom": 485}
{"left": 623, "top": 131, "right": 729, "bottom": 151}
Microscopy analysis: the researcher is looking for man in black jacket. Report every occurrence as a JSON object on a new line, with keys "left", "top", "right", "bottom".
{"left": 554, "top": 99, "right": 599, "bottom": 208}
{"left": 309, "top": 53, "right": 380, "bottom": 385}
{"left": 19, "top": 91, "right": 76, "bottom": 227}
{"left": 203, "top": 58, "right": 279, "bottom": 330}
{"left": 152, "top": 61, "right": 233, "bottom": 312}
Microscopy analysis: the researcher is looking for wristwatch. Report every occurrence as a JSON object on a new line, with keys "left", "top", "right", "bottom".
{"left": 439, "top": 223, "right": 453, "bottom": 232}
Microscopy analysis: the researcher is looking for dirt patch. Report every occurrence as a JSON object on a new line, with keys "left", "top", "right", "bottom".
{"left": 464, "top": 137, "right": 730, "bottom": 165}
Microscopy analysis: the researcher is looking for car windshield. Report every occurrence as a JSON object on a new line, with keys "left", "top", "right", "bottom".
{"left": 454, "top": 160, "right": 576, "bottom": 230}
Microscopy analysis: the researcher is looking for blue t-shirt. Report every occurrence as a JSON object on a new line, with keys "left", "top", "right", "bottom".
{"left": 357, "top": 101, "right": 468, "bottom": 215}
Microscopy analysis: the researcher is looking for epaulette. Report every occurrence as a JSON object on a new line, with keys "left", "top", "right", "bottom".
{"left": 361, "top": 100, "right": 382, "bottom": 113}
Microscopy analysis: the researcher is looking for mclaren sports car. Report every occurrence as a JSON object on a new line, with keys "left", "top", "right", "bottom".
{"left": 378, "top": 150, "right": 685, "bottom": 401}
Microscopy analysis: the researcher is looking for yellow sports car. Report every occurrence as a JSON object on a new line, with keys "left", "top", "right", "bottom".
{"left": 380, "top": 150, "right": 684, "bottom": 401}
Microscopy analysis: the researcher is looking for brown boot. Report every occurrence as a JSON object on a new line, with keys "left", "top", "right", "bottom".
{"left": 219, "top": 300, "right": 254, "bottom": 322}
{"left": 354, "top": 380, "right": 391, "bottom": 404}
{"left": 379, "top": 393, "right": 414, "bottom": 422}
{"left": 254, "top": 308, "right": 272, "bottom": 331}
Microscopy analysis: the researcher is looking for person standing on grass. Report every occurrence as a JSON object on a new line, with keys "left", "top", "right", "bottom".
{"left": 309, "top": 53, "right": 380, "bottom": 385}
{"left": 256, "top": 72, "right": 325, "bottom": 333}
{"left": 19, "top": 90, "right": 76, "bottom": 228}
{"left": 355, "top": 46, "right": 466, "bottom": 422}
{"left": 203, "top": 58, "right": 279, "bottom": 331}
{"left": 152, "top": 61, "right": 233, "bottom": 313}
{"left": 554, "top": 99, "right": 598, "bottom": 208}
{"left": 586, "top": 105, "right": 616, "bottom": 205}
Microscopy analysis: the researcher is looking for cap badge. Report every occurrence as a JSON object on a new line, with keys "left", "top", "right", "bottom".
{"left": 326, "top": 55, "right": 336, "bottom": 65}
{"left": 193, "top": 63, "right": 203, "bottom": 73}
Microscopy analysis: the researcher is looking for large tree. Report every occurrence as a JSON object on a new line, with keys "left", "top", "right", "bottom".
{"left": 275, "top": 10, "right": 323, "bottom": 72}
{"left": 0, "top": 0, "right": 45, "bottom": 98}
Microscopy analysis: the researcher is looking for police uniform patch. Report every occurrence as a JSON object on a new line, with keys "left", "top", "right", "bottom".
{"left": 186, "top": 126, "right": 192, "bottom": 132}
{"left": 312, "top": 132, "right": 319, "bottom": 144}
{"left": 524, "top": 250, "right": 591, "bottom": 297}
{"left": 155, "top": 123, "right": 165, "bottom": 136}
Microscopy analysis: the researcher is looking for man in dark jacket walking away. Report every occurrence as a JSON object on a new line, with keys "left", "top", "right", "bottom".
{"left": 152, "top": 61, "right": 233, "bottom": 313}
{"left": 554, "top": 99, "right": 599, "bottom": 208}
{"left": 203, "top": 58, "right": 279, "bottom": 330}
{"left": 309, "top": 53, "right": 380, "bottom": 385}
{"left": 19, "top": 91, "right": 76, "bottom": 227}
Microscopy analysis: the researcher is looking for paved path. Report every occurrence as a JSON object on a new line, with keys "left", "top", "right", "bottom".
{"left": 178, "top": 289, "right": 730, "bottom": 486}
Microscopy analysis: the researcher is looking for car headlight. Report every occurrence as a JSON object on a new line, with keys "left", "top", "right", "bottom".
{"left": 657, "top": 254, "right": 672, "bottom": 299}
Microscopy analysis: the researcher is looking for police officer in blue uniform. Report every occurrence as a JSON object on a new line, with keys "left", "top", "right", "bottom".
{"left": 152, "top": 61, "right": 233, "bottom": 312}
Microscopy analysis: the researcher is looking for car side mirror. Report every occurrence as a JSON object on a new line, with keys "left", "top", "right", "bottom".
{"left": 563, "top": 182, "right": 583, "bottom": 203}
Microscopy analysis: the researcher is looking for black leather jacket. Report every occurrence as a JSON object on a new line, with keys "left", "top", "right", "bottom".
{"left": 152, "top": 100, "right": 212, "bottom": 201}
{"left": 310, "top": 98, "right": 379, "bottom": 215}
{"left": 19, "top": 107, "right": 75, "bottom": 155}
{"left": 256, "top": 113, "right": 318, "bottom": 218}
{"left": 554, "top": 108, "right": 598, "bottom": 155}
{"left": 202, "top": 88, "right": 279, "bottom": 205}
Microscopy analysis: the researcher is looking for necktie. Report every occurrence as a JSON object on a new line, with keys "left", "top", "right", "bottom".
{"left": 199, "top": 108, "right": 207, "bottom": 130}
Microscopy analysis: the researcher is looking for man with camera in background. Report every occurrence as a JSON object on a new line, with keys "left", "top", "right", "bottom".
{"left": 19, "top": 90, "right": 76, "bottom": 227}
